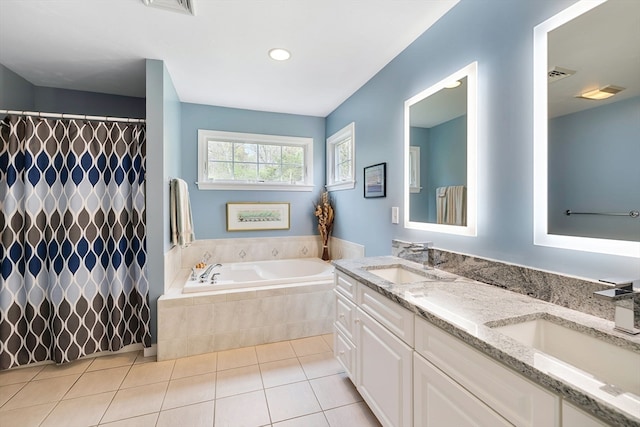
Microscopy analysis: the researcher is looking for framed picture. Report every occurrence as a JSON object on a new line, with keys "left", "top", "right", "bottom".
{"left": 226, "top": 202, "right": 290, "bottom": 231}
{"left": 364, "top": 162, "right": 386, "bottom": 198}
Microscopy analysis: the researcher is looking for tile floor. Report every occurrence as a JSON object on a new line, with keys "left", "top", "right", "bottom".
{"left": 0, "top": 334, "right": 381, "bottom": 427}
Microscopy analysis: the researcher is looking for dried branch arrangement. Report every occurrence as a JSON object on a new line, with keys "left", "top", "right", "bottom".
{"left": 314, "top": 191, "right": 334, "bottom": 261}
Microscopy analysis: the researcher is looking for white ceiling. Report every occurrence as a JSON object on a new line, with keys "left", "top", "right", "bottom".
{"left": 0, "top": 0, "right": 459, "bottom": 117}
{"left": 548, "top": 0, "right": 640, "bottom": 118}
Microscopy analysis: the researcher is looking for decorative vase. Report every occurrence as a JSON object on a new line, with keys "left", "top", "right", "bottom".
{"left": 321, "top": 245, "right": 330, "bottom": 261}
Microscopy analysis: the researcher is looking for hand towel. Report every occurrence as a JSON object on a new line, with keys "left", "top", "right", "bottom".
{"left": 170, "top": 178, "right": 195, "bottom": 247}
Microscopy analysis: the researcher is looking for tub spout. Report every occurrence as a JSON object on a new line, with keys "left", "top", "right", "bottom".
{"left": 199, "top": 263, "right": 222, "bottom": 282}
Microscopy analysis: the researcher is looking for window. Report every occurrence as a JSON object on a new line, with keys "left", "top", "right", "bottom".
{"left": 409, "top": 146, "right": 421, "bottom": 193}
{"left": 326, "top": 122, "right": 355, "bottom": 191}
{"left": 197, "top": 130, "right": 314, "bottom": 191}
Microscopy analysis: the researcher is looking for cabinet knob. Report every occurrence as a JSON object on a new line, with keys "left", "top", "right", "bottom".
{"left": 339, "top": 350, "right": 345, "bottom": 355}
{"left": 355, "top": 318, "right": 360, "bottom": 323}
{"left": 339, "top": 314, "right": 345, "bottom": 319}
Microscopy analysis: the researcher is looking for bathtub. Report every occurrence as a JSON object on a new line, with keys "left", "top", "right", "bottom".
{"left": 182, "top": 257, "right": 334, "bottom": 293}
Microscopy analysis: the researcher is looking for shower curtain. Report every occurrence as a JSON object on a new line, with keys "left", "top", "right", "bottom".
{"left": 0, "top": 115, "right": 150, "bottom": 370}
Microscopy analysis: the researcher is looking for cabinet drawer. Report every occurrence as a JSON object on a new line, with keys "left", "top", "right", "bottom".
{"left": 562, "top": 401, "right": 607, "bottom": 427}
{"left": 335, "top": 289, "right": 356, "bottom": 340}
{"left": 413, "top": 352, "right": 511, "bottom": 427}
{"left": 357, "top": 284, "right": 414, "bottom": 346}
{"left": 335, "top": 271, "right": 357, "bottom": 301}
{"left": 334, "top": 327, "right": 356, "bottom": 381}
{"left": 414, "top": 316, "right": 559, "bottom": 427}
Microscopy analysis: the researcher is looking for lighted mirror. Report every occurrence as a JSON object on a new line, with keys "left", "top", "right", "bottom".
{"left": 404, "top": 62, "right": 477, "bottom": 236}
{"left": 533, "top": 0, "right": 640, "bottom": 257}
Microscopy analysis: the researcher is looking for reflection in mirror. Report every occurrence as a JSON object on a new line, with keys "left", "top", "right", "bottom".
{"left": 404, "top": 62, "right": 477, "bottom": 236}
{"left": 533, "top": 0, "right": 640, "bottom": 257}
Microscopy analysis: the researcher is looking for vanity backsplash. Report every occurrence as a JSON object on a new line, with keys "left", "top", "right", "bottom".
{"left": 392, "top": 240, "right": 639, "bottom": 328}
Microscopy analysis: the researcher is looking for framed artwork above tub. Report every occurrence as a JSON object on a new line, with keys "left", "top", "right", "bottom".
{"left": 226, "top": 202, "right": 291, "bottom": 231}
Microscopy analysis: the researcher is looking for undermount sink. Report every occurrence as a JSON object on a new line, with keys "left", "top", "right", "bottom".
{"left": 492, "top": 317, "right": 640, "bottom": 396}
{"left": 366, "top": 266, "right": 431, "bottom": 284}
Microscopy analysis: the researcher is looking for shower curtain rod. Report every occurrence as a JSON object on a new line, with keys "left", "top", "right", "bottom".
{"left": 0, "top": 109, "right": 146, "bottom": 124}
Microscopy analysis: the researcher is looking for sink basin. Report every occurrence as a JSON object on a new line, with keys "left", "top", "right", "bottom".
{"left": 366, "top": 266, "right": 430, "bottom": 284}
{"left": 492, "top": 317, "right": 640, "bottom": 396}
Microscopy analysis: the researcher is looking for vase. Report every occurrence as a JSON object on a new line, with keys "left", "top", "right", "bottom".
{"left": 321, "top": 245, "right": 330, "bottom": 261}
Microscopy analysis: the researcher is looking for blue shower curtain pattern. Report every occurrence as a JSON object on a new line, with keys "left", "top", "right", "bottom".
{"left": 0, "top": 115, "right": 151, "bottom": 369}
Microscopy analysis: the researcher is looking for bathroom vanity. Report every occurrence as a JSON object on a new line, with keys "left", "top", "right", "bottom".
{"left": 333, "top": 257, "right": 640, "bottom": 427}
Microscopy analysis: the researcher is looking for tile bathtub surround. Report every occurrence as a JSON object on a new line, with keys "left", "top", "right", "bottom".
{"left": 0, "top": 334, "right": 381, "bottom": 427}
{"left": 333, "top": 256, "right": 640, "bottom": 426}
{"left": 158, "top": 283, "right": 335, "bottom": 360}
{"left": 391, "top": 240, "right": 639, "bottom": 328}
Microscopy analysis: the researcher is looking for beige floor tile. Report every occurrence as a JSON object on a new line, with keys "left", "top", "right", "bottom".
{"left": 41, "top": 391, "right": 115, "bottom": 427}
{"left": 0, "top": 383, "right": 25, "bottom": 407}
{"left": 0, "top": 365, "right": 44, "bottom": 386}
{"left": 214, "top": 390, "right": 270, "bottom": 427}
{"left": 290, "top": 336, "right": 331, "bottom": 357}
{"left": 101, "top": 381, "right": 168, "bottom": 423}
{"left": 216, "top": 365, "right": 263, "bottom": 398}
{"left": 1, "top": 373, "right": 80, "bottom": 411}
{"left": 217, "top": 346, "right": 258, "bottom": 371}
{"left": 64, "top": 366, "right": 130, "bottom": 399}
{"left": 310, "top": 373, "right": 362, "bottom": 410}
{"left": 324, "top": 402, "right": 381, "bottom": 427}
{"left": 120, "top": 359, "right": 175, "bottom": 389}
{"left": 256, "top": 341, "right": 296, "bottom": 363}
{"left": 0, "top": 402, "right": 55, "bottom": 427}
{"left": 87, "top": 351, "right": 137, "bottom": 372}
{"left": 321, "top": 333, "right": 334, "bottom": 351}
{"left": 273, "top": 412, "right": 329, "bottom": 427}
{"left": 162, "top": 372, "right": 216, "bottom": 410}
{"left": 34, "top": 359, "right": 92, "bottom": 380}
{"left": 98, "top": 412, "right": 158, "bottom": 426}
{"left": 299, "top": 352, "right": 344, "bottom": 379}
{"left": 172, "top": 352, "right": 217, "bottom": 379}
{"left": 260, "top": 358, "right": 307, "bottom": 389}
{"left": 265, "top": 381, "right": 321, "bottom": 423}
{"left": 157, "top": 400, "right": 215, "bottom": 427}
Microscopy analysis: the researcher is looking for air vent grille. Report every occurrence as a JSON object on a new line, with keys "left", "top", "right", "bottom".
{"left": 548, "top": 66, "right": 576, "bottom": 83}
{"left": 142, "top": 0, "right": 195, "bottom": 16}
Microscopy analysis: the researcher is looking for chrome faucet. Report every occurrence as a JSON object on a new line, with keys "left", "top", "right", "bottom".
{"left": 594, "top": 278, "right": 639, "bottom": 335}
{"left": 199, "top": 263, "right": 222, "bottom": 283}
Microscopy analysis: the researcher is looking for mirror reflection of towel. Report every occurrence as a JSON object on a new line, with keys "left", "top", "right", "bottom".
{"left": 436, "top": 185, "right": 466, "bottom": 226}
{"left": 170, "top": 178, "right": 196, "bottom": 247}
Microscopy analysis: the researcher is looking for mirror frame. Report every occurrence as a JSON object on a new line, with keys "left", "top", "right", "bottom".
{"left": 404, "top": 61, "right": 477, "bottom": 236}
{"left": 533, "top": 0, "right": 640, "bottom": 258}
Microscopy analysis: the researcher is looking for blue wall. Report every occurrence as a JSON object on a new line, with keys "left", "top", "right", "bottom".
{"left": 0, "top": 64, "right": 34, "bottom": 110}
{"left": 409, "top": 127, "right": 430, "bottom": 222}
{"left": 548, "top": 96, "right": 640, "bottom": 241}
{"left": 326, "top": 0, "right": 639, "bottom": 280}
{"left": 180, "top": 103, "right": 326, "bottom": 239}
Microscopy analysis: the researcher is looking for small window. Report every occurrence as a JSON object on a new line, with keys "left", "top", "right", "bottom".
{"left": 326, "top": 122, "right": 355, "bottom": 191}
{"left": 197, "top": 130, "right": 314, "bottom": 191}
{"left": 409, "top": 146, "right": 422, "bottom": 193}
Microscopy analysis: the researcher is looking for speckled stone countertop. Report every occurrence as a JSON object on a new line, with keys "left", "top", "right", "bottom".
{"left": 333, "top": 256, "right": 640, "bottom": 427}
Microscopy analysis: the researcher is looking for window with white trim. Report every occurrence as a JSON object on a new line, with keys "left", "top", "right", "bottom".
{"left": 197, "top": 130, "right": 314, "bottom": 191}
{"left": 326, "top": 122, "right": 355, "bottom": 191}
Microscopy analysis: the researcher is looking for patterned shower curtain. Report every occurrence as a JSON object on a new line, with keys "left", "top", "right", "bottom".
{"left": 0, "top": 115, "right": 150, "bottom": 370}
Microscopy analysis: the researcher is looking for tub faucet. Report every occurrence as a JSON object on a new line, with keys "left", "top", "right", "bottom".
{"left": 594, "top": 278, "right": 639, "bottom": 335}
{"left": 199, "top": 263, "right": 222, "bottom": 282}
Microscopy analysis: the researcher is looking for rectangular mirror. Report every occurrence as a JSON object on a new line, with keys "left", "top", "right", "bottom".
{"left": 533, "top": 0, "right": 640, "bottom": 257}
{"left": 404, "top": 62, "right": 477, "bottom": 236}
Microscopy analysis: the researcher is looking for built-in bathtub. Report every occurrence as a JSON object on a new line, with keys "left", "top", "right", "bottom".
{"left": 157, "top": 257, "right": 335, "bottom": 360}
{"left": 183, "top": 258, "right": 334, "bottom": 293}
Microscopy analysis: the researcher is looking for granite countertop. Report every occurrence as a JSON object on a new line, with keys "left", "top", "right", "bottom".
{"left": 333, "top": 256, "right": 640, "bottom": 427}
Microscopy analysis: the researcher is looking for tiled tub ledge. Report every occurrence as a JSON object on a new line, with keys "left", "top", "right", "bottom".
{"left": 157, "top": 268, "right": 334, "bottom": 360}
{"left": 333, "top": 256, "right": 640, "bottom": 426}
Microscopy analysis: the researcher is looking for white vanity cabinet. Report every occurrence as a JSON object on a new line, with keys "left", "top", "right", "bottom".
{"left": 562, "top": 402, "right": 608, "bottom": 427}
{"left": 334, "top": 272, "right": 413, "bottom": 427}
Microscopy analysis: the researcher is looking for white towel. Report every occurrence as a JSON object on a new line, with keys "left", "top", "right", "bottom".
{"left": 436, "top": 187, "right": 447, "bottom": 224}
{"left": 436, "top": 185, "right": 466, "bottom": 226}
{"left": 170, "top": 178, "right": 195, "bottom": 247}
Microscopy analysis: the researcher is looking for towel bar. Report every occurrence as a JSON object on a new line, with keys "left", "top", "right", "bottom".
{"left": 565, "top": 209, "right": 639, "bottom": 218}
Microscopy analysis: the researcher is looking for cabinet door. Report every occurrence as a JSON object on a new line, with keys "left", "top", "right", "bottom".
{"left": 334, "top": 326, "right": 356, "bottom": 381}
{"left": 413, "top": 352, "right": 511, "bottom": 427}
{"left": 562, "top": 401, "right": 608, "bottom": 427}
{"left": 356, "top": 308, "right": 412, "bottom": 427}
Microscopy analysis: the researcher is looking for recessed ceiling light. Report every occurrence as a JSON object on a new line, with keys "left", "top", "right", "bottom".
{"left": 444, "top": 80, "right": 461, "bottom": 89}
{"left": 268, "top": 48, "right": 291, "bottom": 61}
{"left": 578, "top": 85, "right": 624, "bottom": 100}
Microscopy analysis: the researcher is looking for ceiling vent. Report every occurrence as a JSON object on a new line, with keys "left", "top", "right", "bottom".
{"left": 142, "top": 0, "right": 195, "bottom": 16}
{"left": 548, "top": 66, "right": 576, "bottom": 83}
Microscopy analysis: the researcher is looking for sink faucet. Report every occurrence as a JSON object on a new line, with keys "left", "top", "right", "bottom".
{"left": 199, "top": 263, "right": 222, "bottom": 283}
{"left": 594, "top": 278, "right": 639, "bottom": 335}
